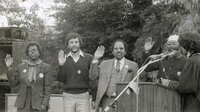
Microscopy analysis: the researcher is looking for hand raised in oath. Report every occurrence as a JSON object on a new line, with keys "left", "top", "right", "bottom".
{"left": 4, "top": 54, "right": 13, "bottom": 69}
{"left": 58, "top": 50, "right": 66, "bottom": 66}
{"left": 94, "top": 46, "right": 105, "bottom": 60}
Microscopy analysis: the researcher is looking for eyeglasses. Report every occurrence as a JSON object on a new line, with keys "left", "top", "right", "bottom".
{"left": 28, "top": 49, "right": 38, "bottom": 52}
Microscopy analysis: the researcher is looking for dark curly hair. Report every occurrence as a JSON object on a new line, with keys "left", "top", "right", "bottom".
{"left": 25, "top": 41, "right": 42, "bottom": 58}
{"left": 179, "top": 32, "right": 200, "bottom": 53}
{"left": 65, "top": 32, "right": 83, "bottom": 47}
{"left": 110, "top": 39, "right": 128, "bottom": 52}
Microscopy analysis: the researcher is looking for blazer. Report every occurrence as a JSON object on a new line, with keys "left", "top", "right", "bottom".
{"left": 7, "top": 61, "right": 53, "bottom": 110}
{"left": 89, "top": 58, "right": 138, "bottom": 109}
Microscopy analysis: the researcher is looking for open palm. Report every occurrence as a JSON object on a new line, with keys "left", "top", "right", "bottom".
{"left": 94, "top": 46, "right": 105, "bottom": 60}
{"left": 58, "top": 50, "right": 66, "bottom": 66}
{"left": 144, "top": 37, "right": 154, "bottom": 51}
{"left": 4, "top": 54, "right": 13, "bottom": 68}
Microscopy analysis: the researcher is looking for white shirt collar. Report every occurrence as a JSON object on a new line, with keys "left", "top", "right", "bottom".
{"left": 114, "top": 58, "right": 125, "bottom": 70}
{"left": 27, "top": 59, "right": 42, "bottom": 66}
{"left": 66, "top": 50, "right": 84, "bottom": 58}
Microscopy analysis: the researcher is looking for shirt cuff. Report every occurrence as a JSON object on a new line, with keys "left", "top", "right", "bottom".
{"left": 92, "top": 59, "right": 99, "bottom": 63}
{"left": 144, "top": 50, "right": 150, "bottom": 53}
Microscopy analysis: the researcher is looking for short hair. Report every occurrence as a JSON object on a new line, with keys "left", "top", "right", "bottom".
{"left": 167, "top": 35, "right": 179, "bottom": 42}
{"left": 110, "top": 39, "right": 128, "bottom": 52}
{"left": 179, "top": 32, "right": 200, "bottom": 53}
{"left": 65, "top": 32, "right": 83, "bottom": 46}
{"left": 25, "top": 41, "right": 42, "bottom": 57}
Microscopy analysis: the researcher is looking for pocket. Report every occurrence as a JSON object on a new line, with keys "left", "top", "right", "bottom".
{"left": 82, "top": 92, "right": 90, "bottom": 99}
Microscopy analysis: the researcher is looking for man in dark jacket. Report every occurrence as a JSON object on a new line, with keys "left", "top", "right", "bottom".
{"left": 178, "top": 32, "right": 200, "bottom": 112}
{"left": 140, "top": 35, "right": 187, "bottom": 89}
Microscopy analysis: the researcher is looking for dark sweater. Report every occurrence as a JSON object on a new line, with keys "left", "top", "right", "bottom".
{"left": 145, "top": 56, "right": 187, "bottom": 81}
{"left": 57, "top": 53, "right": 93, "bottom": 94}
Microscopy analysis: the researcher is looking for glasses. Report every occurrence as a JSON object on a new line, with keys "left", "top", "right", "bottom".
{"left": 28, "top": 49, "right": 38, "bottom": 52}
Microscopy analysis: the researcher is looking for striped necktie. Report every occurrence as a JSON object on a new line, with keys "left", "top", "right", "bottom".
{"left": 116, "top": 61, "right": 120, "bottom": 72}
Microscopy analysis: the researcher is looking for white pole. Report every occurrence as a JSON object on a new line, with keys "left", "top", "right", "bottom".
{"left": 136, "top": 77, "right": 139, "bottom": 112}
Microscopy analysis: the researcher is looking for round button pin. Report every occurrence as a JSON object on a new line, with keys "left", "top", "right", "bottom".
{"left": 177, "top": 71, "right": 181, "bottom": 76}
{"left": 23, "top": 69, "right": 27, "bottom": 73}
{"left": 77, "top": 70, "right": 81, "bottom": 74}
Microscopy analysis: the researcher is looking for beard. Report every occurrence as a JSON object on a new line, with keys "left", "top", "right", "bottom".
{"left": 70, "top": 46, "right": 80, "bottom": 53}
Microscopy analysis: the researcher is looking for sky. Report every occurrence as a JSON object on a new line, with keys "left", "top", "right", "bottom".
{"left": 18, "top": 0, "right": 58, "bottom": 26}
{"left": 0, "top": 0, "right": 65, "bottom": 27}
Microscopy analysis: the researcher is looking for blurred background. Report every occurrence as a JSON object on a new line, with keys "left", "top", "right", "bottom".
{"left": 0, "top": 0, "right": 200, "bottom": 111}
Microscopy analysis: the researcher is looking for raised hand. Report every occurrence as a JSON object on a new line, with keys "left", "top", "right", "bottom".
{"left": 58, "top": 50, "right": 66, "bottom": 66}
{"left": 144, "top": 37, "right": 154, "bottom": 52}
{"left": 94, "top": 46, "right": 105, "bottom": 60}
{"left": 4, "top": 54, "right": 13, "bottom": 68}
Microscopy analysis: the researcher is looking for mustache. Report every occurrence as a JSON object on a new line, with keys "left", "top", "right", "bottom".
{"left": 71, "top": 46, "right": 79, "bottom": 48}
{"left": 115, "top": 52, "right": 125, "bottom": 55}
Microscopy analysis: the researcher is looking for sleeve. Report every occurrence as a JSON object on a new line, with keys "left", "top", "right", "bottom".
{"left": 6, "top": 66, "right": 20, "bottom": 87}
{"left": 89, "top": 62, "right": 100, "bottom": 80}
{"left": 42, "top": 64, "right": 54, "bottom": 107}
{"left": 140, "top": 71, "right": 151, "bottom": 82}
{"left": 56, "top": 65, "right": 66, "bottom": 83}
{"left": 132, "top": 63, "right": 139, "bottom": 82}
{"left": 139, "top": 51, "right": 151, "bottom": 67}
{"left": 145, "top": 61, "right": 160, "bottom": 73}
{"left": 89, "top": 79, "right": 98, "bottom": 101}
{"left": 88, "top": 55, "right": 94, "bottom": 68}
{"left": 169, "top": 80, "right": 179, "bottom": 90}
{"left": 88, "top": 55, "right": 97, "bottom": 101}
{"left": 178, "top": 59, "right": 200, "bottom": 94}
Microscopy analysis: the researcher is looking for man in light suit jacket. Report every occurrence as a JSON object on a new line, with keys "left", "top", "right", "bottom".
{"left": 5, "top": 41, "right": 53, "bottom": 112}
{"left": 89, "top": 39, "right": 138, "bottom": 112}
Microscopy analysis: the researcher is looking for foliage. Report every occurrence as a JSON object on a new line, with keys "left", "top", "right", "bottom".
{"left": 54, "top": 0, "right": 190, "bottom": 64}
{"left": 133, "top": 3, "right": 189, "bottom": 62}
{"left": 54, "top": 0, "right": 152, "bottom": 59}
{"left": 0, "top": 0, "right": 45, "bottom": 37}
{"left": 175, "top": 0, "right": 200, "bottom": 34}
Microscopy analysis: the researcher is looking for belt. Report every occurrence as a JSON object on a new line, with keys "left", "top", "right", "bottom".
{"left": 105, "top": 95, "right": 116, "bottom": 98}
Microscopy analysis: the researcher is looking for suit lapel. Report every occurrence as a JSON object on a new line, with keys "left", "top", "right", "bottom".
{"left": 21, "top": 62, "right": 30, "bottom": 83}
{"left": 36, "top": 62, "right": 43, "bottom": 80}
{"left": 104, "top": 59, "right": 114, "bottom": 81}
{"left": 121, "top": 58, "right": 129, "bottom": 81}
